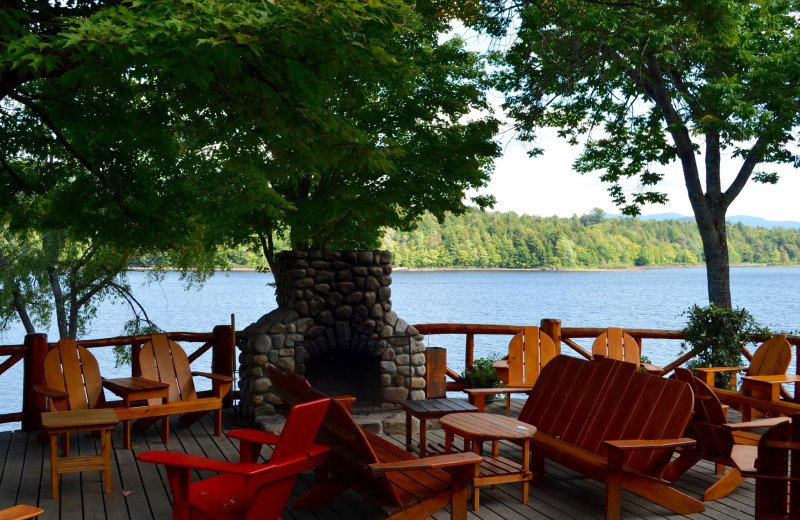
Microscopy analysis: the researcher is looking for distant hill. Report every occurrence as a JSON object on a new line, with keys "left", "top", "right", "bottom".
{"left": 629, "top": 213, "right": 800, "bottom": 230}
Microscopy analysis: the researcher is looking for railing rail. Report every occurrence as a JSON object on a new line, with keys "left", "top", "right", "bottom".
{"left": 415, "top": 319, "right": 800, "bottom": 394}
{"left": 0, "top": 325, "right": 236, "bottom": 431}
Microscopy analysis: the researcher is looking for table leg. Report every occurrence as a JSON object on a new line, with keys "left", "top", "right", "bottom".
{"left": 405, "top": 411, "right": 412, "bottom": 451}
{"left": 445, "top": 431, "right": 453, "bottom": 454}
{"left": 122, "top": 419, "right": 131, "bottom": 450}
{"left": 102, "top": 427, "right": 112, "bottom": 494}
{"left": 468, "top": 395, "right": 486, "bottom": 413}
{"left": 521, "top": 439, "right": 530, "bottom": 505}
{"left": 49, "top": 433, "right": 59, "bottom": 500}
{"left": 419, "top": 419, "right": 428, "bottom": 458}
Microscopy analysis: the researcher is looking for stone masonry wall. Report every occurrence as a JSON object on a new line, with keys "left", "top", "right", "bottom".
{"left": 238, "top": 250, "right": 427, "bottom": 421}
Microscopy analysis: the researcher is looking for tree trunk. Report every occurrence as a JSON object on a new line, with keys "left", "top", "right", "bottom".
{"left": 694, "top": 208, "right": 732, "bottom": 308}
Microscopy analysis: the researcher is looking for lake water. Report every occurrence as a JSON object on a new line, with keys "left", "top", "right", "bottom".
{"left": 2, "top": 266, "right": 798, "bottom": 430}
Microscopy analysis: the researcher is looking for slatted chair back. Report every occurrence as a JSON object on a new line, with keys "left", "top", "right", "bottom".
{"left": 747, "top": 334, "right": 792, "bottom": 377}
{"left": 592, "top": 328, "right": 641, "bottom": 365}
{"left": 494, "top": 326, "right": 558, "bottom": 388}
{"left": 753, "top": 413, "right": 800, "bottom": 518}
{"left": 519, "top": 355, "right": 693, "bottom": 477}
{"left": 266, "top": 366, "right": 402, "bottom": 509}
{"left": 139, "top": 333, "right": 197, "bottom": 404}
{"left": 42, "top": 339, "right": 106, "bottom": 411}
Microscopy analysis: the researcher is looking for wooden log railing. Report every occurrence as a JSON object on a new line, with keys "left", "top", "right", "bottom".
{"left": 414, "top": 320, "right": 800, "bottom": 395}
{"left": 0, "top": 325, "right": 236, "bottom": 431}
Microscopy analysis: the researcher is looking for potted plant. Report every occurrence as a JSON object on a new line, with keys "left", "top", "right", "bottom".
{"left": 464, "top": 355, "right": 502, "bottom": 400}
{"left": 681, "top": 303, "right": 770, "bottom": 389}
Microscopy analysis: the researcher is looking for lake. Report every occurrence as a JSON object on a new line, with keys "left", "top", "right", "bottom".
{"left": 2, "top": 266, "right": 798, "bottom": 430}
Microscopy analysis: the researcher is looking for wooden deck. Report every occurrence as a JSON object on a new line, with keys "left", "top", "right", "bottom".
{"left": 0, "top": 400, "right": 756, "bottom": 520}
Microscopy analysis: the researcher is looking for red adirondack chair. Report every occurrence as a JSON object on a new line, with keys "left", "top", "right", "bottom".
{"left": 137, "top": 398, "right": 330, "bottom": 520}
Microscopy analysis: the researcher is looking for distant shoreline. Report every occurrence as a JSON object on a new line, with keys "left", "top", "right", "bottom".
{"left": 128, "top": 263, "right": 792, "bottom": 274}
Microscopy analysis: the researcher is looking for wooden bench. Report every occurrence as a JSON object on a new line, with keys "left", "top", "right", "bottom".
{"left": 517, "top": 355, "right": 703, "bottom": 519}
{"left": 266, "top": 366, "right": 482, "bottom": 520}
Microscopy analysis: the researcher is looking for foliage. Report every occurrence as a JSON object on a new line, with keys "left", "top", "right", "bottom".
{"left": 478, "top": 0, "right": 800, "bottom": 307}
{"left": 380, "top": 210, "right": 800, "bottom": 269}
{"left": 464, "top": 355, "right": 502, "bottom": 388}
{"left": 682, "top": 303, "right": 770, "bottom": 389}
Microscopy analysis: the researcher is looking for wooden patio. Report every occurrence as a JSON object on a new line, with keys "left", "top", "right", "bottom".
{"left": 0, "top": 400, "right": 756, "bottom": 520}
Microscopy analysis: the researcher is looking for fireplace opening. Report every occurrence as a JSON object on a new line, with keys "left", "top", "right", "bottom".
{"left": 304, "top": 349, "right": 384, "bottom": 410}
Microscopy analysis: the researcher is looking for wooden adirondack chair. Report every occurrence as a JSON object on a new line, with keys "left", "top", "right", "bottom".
{"left": 267, "top": 366, "right": 482, "bottom": 520}
{"left": 493, "top": 326, "right": 558, "bottom": 388}
{"left": 734, "top": 412, "right": 800, "bottom": 519}
{"left": 0, "top": 505, "right": 44, "bottom": 520}
{"left": 694, "top": 335, "right": 792, "bottom": 419}
{"left": 138, "top": 333, "right": 233, "bottom": 436}
{"left": 34, "top": 339, "right": 110, "bottom": 455}
{"left": 138, "top": 398, "right": 331, "bottom": 520}
{"left": 591, "top": 327, "right": 661, "bottom": 374}
{"left": 666, "top": 368, "right": 787, "bottom": 501}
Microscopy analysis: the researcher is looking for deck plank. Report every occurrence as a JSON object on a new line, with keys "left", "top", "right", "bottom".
{"left": 0, "top": 401, "right": 768, "bottom": 519}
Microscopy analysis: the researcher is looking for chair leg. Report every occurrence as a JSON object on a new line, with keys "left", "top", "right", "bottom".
{"left": 703, "top": 468, "right": 745, "bottom": 501}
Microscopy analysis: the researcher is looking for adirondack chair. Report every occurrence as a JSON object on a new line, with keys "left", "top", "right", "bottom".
{"left": 694, "top": 334, "right": 792, "bottom": 419}
{"left": 137, "top": 333, "right": 234, "bottom": 436}
{"left": 0, "top": 505, "right": 44, "bottom": 520}
{"left": 138, "top": 398, "right": 330, "bottom": 520}
{"left": 266, "top": 366, "right": 482, "bottom": 520}
{"left": 492, "top": 326, "right": 558, "bottom": 388}
{"left": 665, "top": 368, "right": 788, "bottom": 501}
{"left": 34, "top": 339, "right": 112, "bottom": 455}
{"left": 591, "top": 327, "right": 661, "bottom": 374}
{"left": 734, "top": 412, "right": 800, "bottom": 519}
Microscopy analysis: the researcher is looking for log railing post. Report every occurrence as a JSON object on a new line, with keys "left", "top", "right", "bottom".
{"left": 541, "top": 319, "right": 562, "bottom": 353}
{"left": 213, "top": 325, "right": 236, "bottom": 408}
{"left": 22, "top": 333, "right": 48, "bottom": 431}
{"left": 465, "top": 333, "right": 474, "bottom": 372}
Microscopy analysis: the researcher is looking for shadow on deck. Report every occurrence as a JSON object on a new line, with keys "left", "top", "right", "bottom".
{"left": 0, "top": 400, "right": 755, "bottom": 520}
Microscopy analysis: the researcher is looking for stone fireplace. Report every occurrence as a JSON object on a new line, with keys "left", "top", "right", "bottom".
{"left": 238, "top": 250, "right": 427, "bottom": 420}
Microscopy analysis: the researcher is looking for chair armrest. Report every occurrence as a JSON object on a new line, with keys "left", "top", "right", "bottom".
{"left": 138, "top": 450, "right": 266, "bottom": 475}
{"left": 0, "top": 504, "right": 44, "bottom": 520}
{"left": 226, "top": 429, "right": 281, "bottom": 446}
{"left": 604, "top": 438, "right": 696, "bottom": 451}
{"left": 191, "top": 372, "right": 236, "bottom": 382}
{"left": 33, "top": 384, "right": 68, "bottom": 400}
{"left": 369, "top": 452, "right": 482, "bottom": 476}
{"left": 640, "top": 363, "right": 663, "bottom": 375}
{"left": 724, "top": 417, "right": 790, "bottom": 430}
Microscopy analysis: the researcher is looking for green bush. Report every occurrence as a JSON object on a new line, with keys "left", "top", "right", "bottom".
{"left": 682, "top": 304, "right": 770, "bottom": 389}
{"left": 464, "top": 355, "right": 502, "bottom": 389}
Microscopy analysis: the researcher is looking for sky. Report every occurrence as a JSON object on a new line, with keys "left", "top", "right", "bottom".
{"left": 479, "top": 128, "right": 800, "bottom": 222}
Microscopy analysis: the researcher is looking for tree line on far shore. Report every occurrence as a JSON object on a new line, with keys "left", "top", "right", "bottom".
{"left": 180, "top": 209, "right": 800, "bottom": 271}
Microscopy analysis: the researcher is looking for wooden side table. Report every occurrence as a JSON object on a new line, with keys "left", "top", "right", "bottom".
{"left": 463, "top": 387, "right": 530, "bottom": 414}
{"left": 740, "top": 374, "right": 800, "bottom": 421}
{"left": 41, "top": 408, "right": 119, "bottom": 499}
{"left": 102, "top": 377, "right": 170, "bottom": 449}
{"left": 441, "top": 412, "right": 536, "bottom": 510}
{"left": 400, "top": 398, "right": 477, "bottom": 457}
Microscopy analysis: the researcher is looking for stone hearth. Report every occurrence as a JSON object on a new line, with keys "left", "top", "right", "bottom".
{"left": 238, "top": 250, "right": 427, "bottom": 420}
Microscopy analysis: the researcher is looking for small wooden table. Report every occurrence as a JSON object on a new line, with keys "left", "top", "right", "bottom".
{"left": 102, "top": 377, "right": 170, "bottom": 449}
{"left": 41, "top": 408, "right": 119, "bottom": 499}
{"left": 740, "top": 374, "right": 800, "bottom": 421}
{"left": 441, "top": 412, "right": 536, "bottom": 510}
{"left": 400, "top": 398, "right": 477, "bottom": 457}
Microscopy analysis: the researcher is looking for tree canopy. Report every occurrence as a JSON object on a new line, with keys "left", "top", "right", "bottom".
{"left": 479, "top": 0, "right": 800, "bottom": 306}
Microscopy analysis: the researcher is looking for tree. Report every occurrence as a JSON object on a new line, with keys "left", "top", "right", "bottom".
{"left": 481, "top": 0, "right": 800, "bottom": 306}
{"left": 3, "top": 0, "right": 500, "bottom": 277}
{"left": 0, "top": 224, "right": 157, "bottom": 339}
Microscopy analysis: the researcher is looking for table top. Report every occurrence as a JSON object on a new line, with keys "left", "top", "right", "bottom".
{"left": 440, "top": 412, "right": 536, "bottom": 441}
{"left": 41, "top": 408, "right": 119, "bottom": 429}
{"left": 102, "top": 377, "right": 169, "bottom": 394}
{"left": 401, "top": 398, "right": 478, "bottom": 415}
